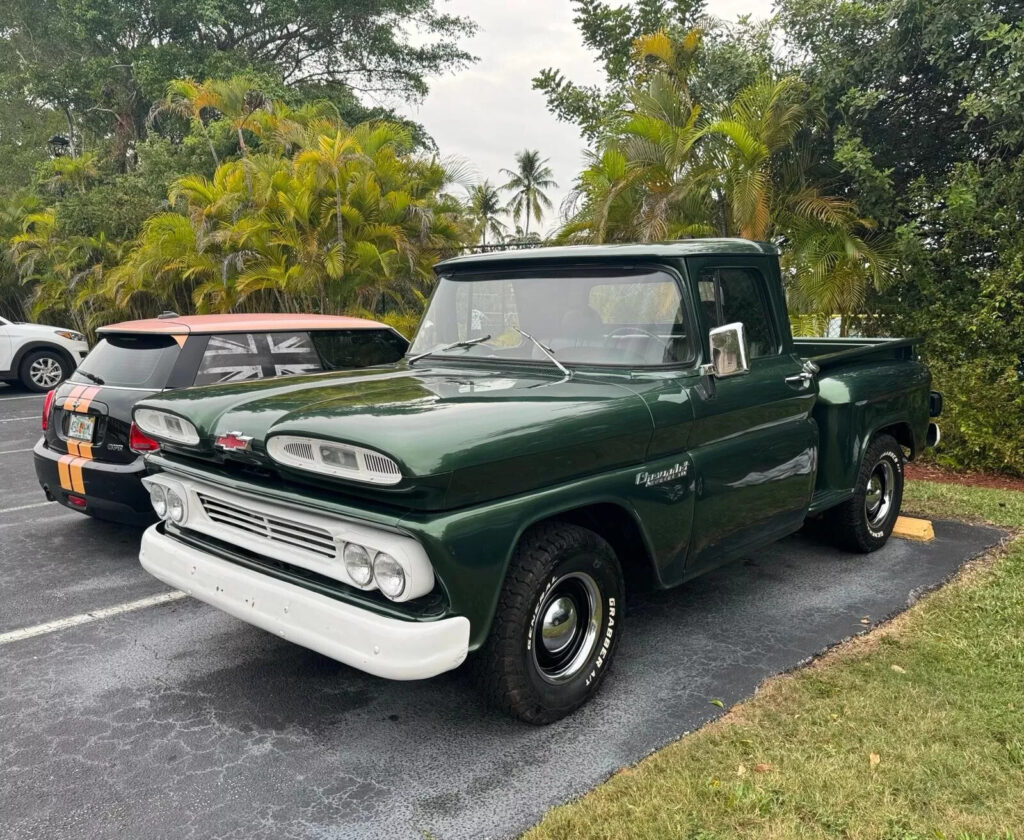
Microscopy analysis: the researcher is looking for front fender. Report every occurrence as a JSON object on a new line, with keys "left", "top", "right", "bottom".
{"left": 399, "top": 451, "right": 695, "bottom": 650}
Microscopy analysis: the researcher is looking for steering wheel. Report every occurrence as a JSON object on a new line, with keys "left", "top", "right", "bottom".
{"left": 602, "top": 326, "right": 661, "bottom": 346}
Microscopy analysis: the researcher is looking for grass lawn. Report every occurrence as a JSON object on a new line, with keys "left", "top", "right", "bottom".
{"left": 525, "top": 480, "right": 1024, "bottom": 840}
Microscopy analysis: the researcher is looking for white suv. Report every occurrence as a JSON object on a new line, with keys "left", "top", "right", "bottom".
{"left": 0, "top": 316, "right": 90, "bottom": 391}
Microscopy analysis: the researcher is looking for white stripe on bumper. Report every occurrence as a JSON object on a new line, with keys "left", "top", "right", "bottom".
{"left": 139, "top": 525, "right": 470, "bottom": 680}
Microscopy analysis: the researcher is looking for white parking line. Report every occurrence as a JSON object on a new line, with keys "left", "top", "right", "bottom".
{"left": 0, "top": 447, "right": 34, "bottom": 455}
{"left": 0, "top": 395, "right": 46, "bottom": 402}
{"left": 0, "top": 501, "right": 55, "bottom": 514}
{"left": 0, "top": 591, "right": 187, "bottom": 646}
{"left": 0, "top": 512, "right": 80, "bottom": 530}
{"left": 0, "top": 416, "right": 38, "bottom": 423}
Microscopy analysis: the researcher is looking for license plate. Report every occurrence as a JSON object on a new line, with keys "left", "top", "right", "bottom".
{"left": 67, "top": 414, "right": 95, "bottom": 442}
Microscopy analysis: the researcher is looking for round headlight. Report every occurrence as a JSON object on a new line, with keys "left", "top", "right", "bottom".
{"left": 166, "top": 489, "right": 185, "bottom": 523}
{"left": 149, "top": 484, "right": 167, "bottom": 518}
{"left": 343, "top": 542, "right": 373, "bottom": 587}
{"left": 372, "top": 552, "right": 406, "bottom": 599}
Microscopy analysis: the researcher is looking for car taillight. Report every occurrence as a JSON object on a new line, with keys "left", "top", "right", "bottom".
{"left": 129, "top": 422, "right": 161, "bottom": 454}
{"left": 41, "top": 390, "right": 56, "bottom": 431}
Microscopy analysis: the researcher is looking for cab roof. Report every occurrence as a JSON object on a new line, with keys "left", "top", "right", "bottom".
{"left": 97, "top": 313, "right": 389, "bottom": 336}
{"left": 435, "top": 238, "right": 779, "bottom": 271}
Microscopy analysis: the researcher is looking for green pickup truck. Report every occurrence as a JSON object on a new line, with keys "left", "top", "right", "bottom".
{"left": 133, "top": 240, "right": 942, "bottom": 723}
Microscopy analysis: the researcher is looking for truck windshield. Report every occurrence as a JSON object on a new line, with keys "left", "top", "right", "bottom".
{"left": 409, "top": 269, "right": 692, "bottom": 367}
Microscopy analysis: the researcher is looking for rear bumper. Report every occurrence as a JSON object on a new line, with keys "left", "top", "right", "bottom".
{"left": 33, "top": 439, "right": 155, "bottom": 525}
{"left": 139, "top": 525, "right": 470, "bottom": 680}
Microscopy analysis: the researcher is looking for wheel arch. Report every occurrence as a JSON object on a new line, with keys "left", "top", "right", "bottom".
{"left": 516, "top": 500, "right": 659, "bottom": 592}
{"left": 14, "top": 341, "right": 77, "bottom": 377}
{"left": 871, "top": 420, "right": 915, "bottom": 460}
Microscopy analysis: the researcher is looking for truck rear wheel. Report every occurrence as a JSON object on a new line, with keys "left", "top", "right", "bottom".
{"left": 475, "top": 522, "right": 624, "bottom": 724}
{"left": 828, "top": 433, "right": 905, "bottom": 553}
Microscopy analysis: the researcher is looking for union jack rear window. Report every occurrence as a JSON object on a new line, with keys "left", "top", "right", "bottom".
{"left": 193, "top": 332, "right": 323, "bottom": 386}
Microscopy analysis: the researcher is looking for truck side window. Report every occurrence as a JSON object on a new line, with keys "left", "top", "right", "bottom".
{"left": 699, "top": 267, "right": 779, "bottom": 358}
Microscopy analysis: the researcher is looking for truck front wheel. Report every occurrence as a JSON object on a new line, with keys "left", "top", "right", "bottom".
{"left": 828, "top": 433, "right": 905, "bottom": 553}
{"left": 475, "top": 522, "right": 624, "bottom": 724}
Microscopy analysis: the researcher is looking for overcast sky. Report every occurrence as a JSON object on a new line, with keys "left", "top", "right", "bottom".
{"left": 401, "top": 0, "right": 774, "bottom": 237}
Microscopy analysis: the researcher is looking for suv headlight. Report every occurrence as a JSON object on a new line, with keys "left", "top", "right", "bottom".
{"left": 56, "top": 330, "right": 86, "bottom": 342}
{"left": 135, "top": 408, "right": 201, "bottom": 446}
{"left": 267, "top": 435, "right": 402, "bottom": 485}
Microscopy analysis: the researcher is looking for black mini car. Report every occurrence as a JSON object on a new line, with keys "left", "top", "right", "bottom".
{"left": 34, "top": 313, "right": 408, "bottom": 524}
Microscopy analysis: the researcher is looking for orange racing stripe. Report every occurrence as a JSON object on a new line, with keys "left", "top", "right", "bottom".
{"left": 62, "top": 385, "right": 86, "bottom": 410}
{"left": 72, "top": 386, "right": 101, "bottom": 414}
{"left": 57, "top": 455, "right": 74, "bottom": 491}
{"left": 68, "top": 457, "right": 86, "bottom": 494}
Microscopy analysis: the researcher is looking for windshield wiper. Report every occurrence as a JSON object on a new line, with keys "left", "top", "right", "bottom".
{"left": 408, "top": 334, "right": 492, "bottom": 364}
{"left": 513, "top": 327, "right": 573, "bottom": 379}
{"left": 78, "top": 370, "right": 104, "bottom": 385}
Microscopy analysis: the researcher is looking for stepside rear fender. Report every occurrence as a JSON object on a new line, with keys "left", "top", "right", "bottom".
{"left": 812, "top": 359, "right": 931, "bottom": 499}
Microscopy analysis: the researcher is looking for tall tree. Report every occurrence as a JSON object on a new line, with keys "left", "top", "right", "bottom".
{"left": 561, "top": 30, "right": 893, "bottom": 325}
{"left": 467, "top": 181, "right": 507, "bottom": 245}
{"left": 501, "top": 150, "right": 558, "bottom": 239}
{"left": 534, "top": 0, "right": 706, "bottom": 139}
{"left": 775, "top": 0, "right": 1024, "bottom": 473}
{"left": 0, "top": 0, "right": 476, "bottom": 171}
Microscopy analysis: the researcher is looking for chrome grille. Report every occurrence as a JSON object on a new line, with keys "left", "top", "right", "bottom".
{"left": 197, "top": 492, "right": 337, "bottom": 559}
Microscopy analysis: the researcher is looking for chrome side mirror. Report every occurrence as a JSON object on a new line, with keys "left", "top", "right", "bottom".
{"left": 707, "top": 322, "right": 750, "bottom": 378}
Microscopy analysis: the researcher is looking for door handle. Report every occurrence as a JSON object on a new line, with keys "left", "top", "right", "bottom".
{"left": 785, "top": 361, "right": 819, "bottom": 389}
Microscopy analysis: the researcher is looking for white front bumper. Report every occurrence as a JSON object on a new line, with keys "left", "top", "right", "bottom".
{"left": 140, "top": 525, "right": 470, "bottom": 680}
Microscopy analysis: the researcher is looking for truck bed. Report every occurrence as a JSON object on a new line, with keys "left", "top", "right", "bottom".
{"left": 794, "top": 336, "right": 920, "bottom": 371}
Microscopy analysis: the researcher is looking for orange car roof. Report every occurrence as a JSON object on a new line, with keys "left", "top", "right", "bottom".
{"left": 97, "top": 313, "right": 390, "bottom": 336}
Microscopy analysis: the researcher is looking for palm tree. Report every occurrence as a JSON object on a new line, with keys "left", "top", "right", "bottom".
{"left": 559, "top": 29, "right": 893, "bottom": 325}
{"left": 467, "top": 181, "right": 507, "bottom": 245}
{"left": 153, "top": 79, "right": 224, "bottom": 167}
{"left": 153, "top": 77, "right": 269, "bottom": 168}
{"left": 501, "top": 150, "right": 558, "bottom": 239}
{"left": 103, "top": 115, "right": 467, "bottom": 320}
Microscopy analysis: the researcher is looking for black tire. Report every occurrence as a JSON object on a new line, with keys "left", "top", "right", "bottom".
{"left": 475, "top": 522, "right": 625, "bottom": 724}
{"left": 827, "top": 433, "right": 905, "bottom": 553}
{"left": 19, "top": 348, "right": 69, "bottom": 392}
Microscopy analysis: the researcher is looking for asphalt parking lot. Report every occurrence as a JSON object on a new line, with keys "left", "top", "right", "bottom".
{"left": 0, "top": 383, "right": 1005, "bottom": 840}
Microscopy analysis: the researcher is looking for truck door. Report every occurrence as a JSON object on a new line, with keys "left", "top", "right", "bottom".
{"left": 684, "top": 257, "right": 818, "bottom": 573}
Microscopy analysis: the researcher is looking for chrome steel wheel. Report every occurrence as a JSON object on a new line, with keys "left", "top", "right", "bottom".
{"left": 29, "top": 356, "right": 63, "bottom": 388}
{"left": 864, "top": 458, "right": 895, "bottom": 529}
{"left": 532, "top": 571, "right": 602, "bottom": 684}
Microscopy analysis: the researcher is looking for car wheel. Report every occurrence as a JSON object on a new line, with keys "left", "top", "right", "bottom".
{"left": 475, "top": 521, "right": 624, "bottom": 724}
{"left": 20, "top": 349, "right": 68, "bottom": 392}
{"left": 828, "top": 433, "right": 905, "bottom": 553}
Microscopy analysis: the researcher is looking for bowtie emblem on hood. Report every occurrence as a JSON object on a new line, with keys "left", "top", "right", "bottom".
{"left": 215, "top": 431, "right": 253, "bottom": 452}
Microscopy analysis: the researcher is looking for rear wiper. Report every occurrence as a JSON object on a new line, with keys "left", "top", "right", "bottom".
{"left": 408, "top": 334, "right": 492, "bottom": 364}
{"left": 78, "top": 370, "right": 104, "bottom": 385}
{"left": 513, "top": 327, "right": 573, "bottom": 379}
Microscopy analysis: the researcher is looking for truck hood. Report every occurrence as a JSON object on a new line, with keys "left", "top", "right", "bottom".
{"left": 138, "top": 363, "right": 654, "bottom": 509}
